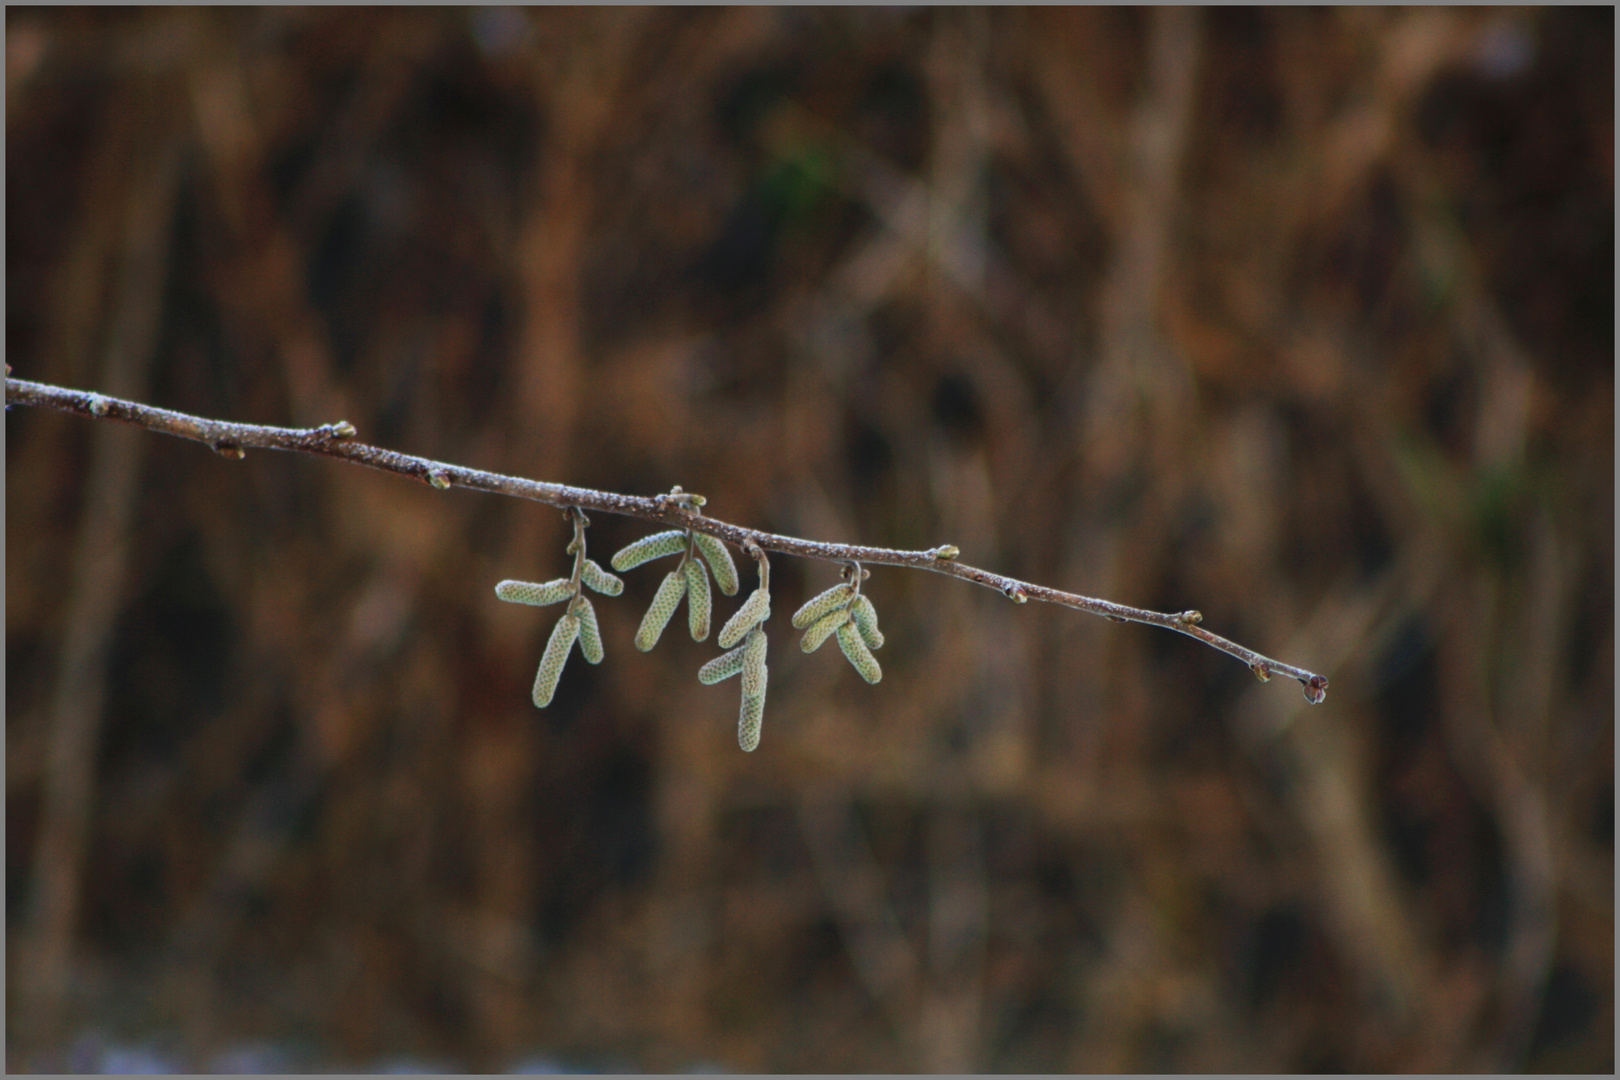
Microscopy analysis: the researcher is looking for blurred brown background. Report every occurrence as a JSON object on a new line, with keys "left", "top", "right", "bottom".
{"left": 6, "top": 6, "right": 1612, "bottom": 1072}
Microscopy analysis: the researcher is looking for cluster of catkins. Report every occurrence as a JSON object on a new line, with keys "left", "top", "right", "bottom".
{"left": 790, "top": 566, "right": 883, "bottom": 684}
{"left": 492, "top": 523, "right": 623, "bottom": 708}
{"left": 494, "top": 502, "right": 883, "bottom": 752}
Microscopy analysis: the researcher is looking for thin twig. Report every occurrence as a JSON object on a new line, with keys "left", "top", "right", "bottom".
{"left": 6, "top": 375, "right": 1328, "bottom": 701}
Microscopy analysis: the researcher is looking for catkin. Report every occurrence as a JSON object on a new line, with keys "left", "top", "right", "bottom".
{"left": 836, "top": 621, "right": 882, "bottom": 684}
{"left": 738, "top": 691, "right": 765, "bottom": 753}
{"left": 851, "top": 594, "right": 884, "bottom": 650}
{"left": 496, "top": 578, "right": 575, "bottom": 606}
{"left": 801, "top": 607, "right": 850, "bottom": 653}
{"left": 719, "top": 587, "right": 771, "bottom": 648}
{"left": 684, "top": 558, "right": 712, "bottom": 641}
{"left": 611, "top": 530, "right": 687, "bottom": 571}
{"left": 792, "top": 583, "right": 855, "bottom": 628}
{"left": 575, "top": 597, "right": 604, "bottom": 664}
{"left": 580, "top": 559, "right": 624, "bottom": 596}
{"left": 533, "top": 614, "right": 579, "bottom": 707}
{"left": 693, "top": 533, "right": 740, "bottom": 596}
{"left": 741, "top": 627, "right": 768, "bottom": 697}
{"left": 698, "top": 645, "right": 747, "bottom": 684}
{"left": 635, "top": 570, "right": 687, "bottom": 652}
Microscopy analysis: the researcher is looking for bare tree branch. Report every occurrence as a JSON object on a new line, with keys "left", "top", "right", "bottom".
{"left": 6, "top": 375, "right": 1329, "bottom": 701}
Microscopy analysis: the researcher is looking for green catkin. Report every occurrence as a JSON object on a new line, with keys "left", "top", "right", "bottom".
{"left": 851, "top": 593, "right": 884, "bottom": 650}
{"left": 801, "top": 606, "right": 851, "bottom": 653}
{"left": 610, "top": 530, "right": 687, "bottom": 571}
{"left": 692, "top": 533, "right": 740, "bottom": 596}
{"left": 533, "top": 614, "right": 580, "bottom": 707}
{"left": 496, "top": 578, "right": 575, "bottom": 606}
{"left": 719, "top": 587, "right": 771, "bottom": 648}
{"left": 580, "top": 559, "right": 624, "bottom": 596}
{"left": 685, "top": 557, "right": 712, "bottom": 641}
{"left": 792, "top": 582, "right": 855, "bottom": 628}
{"left": 575, "top": 597, "right": 604, "bottom": 664}
{"left": 741, "top": 627, "right": 768, "bottom": 698}
{"left": 738, "top": 691, "right": 765, "bottom": 753}
{"left": 635, "top": 570, "right": 687, "bottom": 652}
{"left": 836, "top": 620, "right": 883, "bottom": 684}
{"left": 698, "top": 645, "right": 747, "bottom": 684}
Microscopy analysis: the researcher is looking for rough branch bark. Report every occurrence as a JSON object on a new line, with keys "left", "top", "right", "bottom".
{"left": 6, "top": 375, "right": 1329, "bottom": 701}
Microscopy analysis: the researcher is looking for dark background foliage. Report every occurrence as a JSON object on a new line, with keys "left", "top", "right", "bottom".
{"left": 6, "top": 7, "right": 1612, "bottom": 1072}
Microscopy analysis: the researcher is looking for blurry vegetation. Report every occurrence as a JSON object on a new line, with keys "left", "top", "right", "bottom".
{"left": 6, "top": 6, "right": 1612, "bottom": 1072}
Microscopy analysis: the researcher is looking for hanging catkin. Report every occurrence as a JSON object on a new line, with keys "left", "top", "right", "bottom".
{"left": 635, "top": 569, "right": 687, "bottom": 652}
{"left": 533, "top": 614, "right": 580, "bottom": 707}
{"left": 801, "top": 607, "right": 851, "bottom": 653}
{"left": 851, "top": 593, "right": 884, "bottom": 650}
{"left": 580, "top": 559, "right": 624, "bottom": 596}
{"left": 684, "top": 557, "right": 712, "bottom": 641}
{"left": 835, "top": 620, "right": 882, "bottom": 684}
{"left": 610, "top": 530, "right": 688, "bottom": 571}
{"left": 698, "top": 645, "right": 747, "bottom": 685}
{"left": 719, "top": 586, "right": 771, "bottom": 648}
{"left": 575, "top": 597, "right": 604, "bottom": 664}
{"left": 496, "top": 578, "right": 575, "bottom": 606}
{"left": 693, "top": 533, "right": 740, "bottom": 596}
{"left": 792, "top": 582, "right": 855, "bottom": 628}
{"left": 738, "top": 691, "right": 765, "bottom": 753}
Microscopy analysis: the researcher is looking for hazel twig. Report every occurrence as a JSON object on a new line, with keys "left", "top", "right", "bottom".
{"left": 7, "top": 375, "right": 1328, "bottom": 702}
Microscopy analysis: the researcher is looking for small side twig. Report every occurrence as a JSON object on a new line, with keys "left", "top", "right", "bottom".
{"left": 6, "top": 375, "right": 1328, "bottom": 701}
